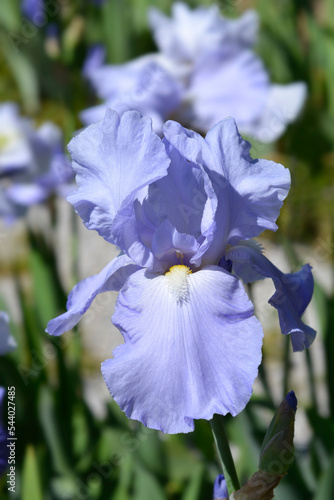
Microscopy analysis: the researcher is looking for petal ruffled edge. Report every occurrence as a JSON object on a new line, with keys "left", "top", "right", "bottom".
{"left": 46, "top": 254, "right": 139, "bottom": 336}
{"left": 227, "top": 243, "right": 316, "bottom": 351}
{"left": 102, "top": 265, "right": 263, "bottom": 433}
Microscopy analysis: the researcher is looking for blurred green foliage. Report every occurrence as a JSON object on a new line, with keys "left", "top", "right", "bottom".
{"left": 0, "top": 0, "right": 334, "bottom": 499}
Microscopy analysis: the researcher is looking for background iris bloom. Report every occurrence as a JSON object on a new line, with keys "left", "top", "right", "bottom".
{"left": 82, "top": 3, "right": 306, "bottom": 142}
{"left": 0, "top": 103, "right": 73, "bottom": 221}
{"left": 47, "top": 110, "right": 315, "bottom": 434}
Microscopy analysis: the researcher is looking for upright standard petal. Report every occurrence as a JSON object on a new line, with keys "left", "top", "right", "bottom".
{"left": 149, "top": 3, "right": 225, "bottom": 65}
{"left": 247, "top": 83, "right": 307, "bottom": 143}
{"left": 0, "top": 312, "right": 16, "bottom": 355}
{"left": 102, "top": 265, "right": 263, "bottom": 434}
{"left": 224, "top": 10, "right": 259, "bottom": 48}
{"left": 143, "top": 139, "right": 217, "bottom": 266}
{"left": 68, "top": 110, "right": 170, "bottom": 264}
{"left": 164, "top": 118, "right": 291, "bottom": 265}
{"left": 187, "top": 48, "right": 269, "bottom": 133}
{"left": 86, "top": 57, "right": 182, "bottom": 119}
{"left": 46, "top": 254, "right": 139, "bottom": 336}
{"left": 226, "top": 244, "right": 316, "bottom": 351}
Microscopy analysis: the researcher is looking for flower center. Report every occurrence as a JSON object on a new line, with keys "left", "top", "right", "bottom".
{"left": 0, "top": 131, "right": 21, "bottom": 152}
{"left": 0, "top": 135, "right": 11, "bottom": 150}
{"left": 165, "top": 265, "right": 192, "bottom": 303}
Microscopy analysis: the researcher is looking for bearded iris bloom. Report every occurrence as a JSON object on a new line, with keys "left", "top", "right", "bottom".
{"left": 81, "top": 54, "right": 184, "bottom": 134}
{"left": 47, "top": 110, "right": 315, "bottom": 434}
{"left": 149, "top": 2, "right": 306, "bottom": 142}
{"left": 82, "top": 3, "right": 306, "bottom": 142}
{"left": 0, "top": 103, "right": 73, "bottom": 221}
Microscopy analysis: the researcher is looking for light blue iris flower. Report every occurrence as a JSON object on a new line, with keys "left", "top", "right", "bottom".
{"left": 81, "top": 54, "right": 184, "bottom": 134}
{"left": 82, "top": 3, "right": 306, "bottom": 142}
{"left": 0, "top": 103, "right": 73, "bottom": 221}
{"left": 47, "top": 110, "right": 315, "bottom": 434}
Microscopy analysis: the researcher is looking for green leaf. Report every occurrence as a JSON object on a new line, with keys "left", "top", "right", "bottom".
{"left": 136, "top": 426, "right": 166, "bottom": 476}
{"left": 38, "top": 385, "right": 72, "bottom": 476}
{"left": 101, "top": 0, "right": 130, "bottom": 63}
{"left": 0, "top": 32, "right": 39, "bottom": 113}
{"left": 29, "top": 244, "right": 59, "bottom": 329}
{"left": 112, "top": 485, "right": 131, "bottom": 500}
{"left": 181, "top": 465, "right": 204, "bottom": 500}
{"left": 22, "top": 445, "right": 43, "bottom": 500}
{"left": 0, "top": 0, "right": 20, "bottom": 32}
{"left": 314, "top": 453, "right": 334, "bottom": 500}
{"left": 133, "top": 464, "right": 167, "bottom": 500}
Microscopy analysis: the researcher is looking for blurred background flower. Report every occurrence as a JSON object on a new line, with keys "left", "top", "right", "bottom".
{"left": 82, "top": 3, "right": 306, "bottom": 142}
{"left": 0, "top": 103, "right": 73, "bottom": 223}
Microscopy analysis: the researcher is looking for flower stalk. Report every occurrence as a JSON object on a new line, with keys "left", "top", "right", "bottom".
{"left": 210, "top": 414, "right": 240, "bottom": 494}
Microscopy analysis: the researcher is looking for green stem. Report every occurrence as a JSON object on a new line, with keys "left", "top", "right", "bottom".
{"left": 305, "top": 348, "right": 317, "bottom": 411}
{"left": 283, "top": 334, "right": 290, "bottom": 399}
{"left": 210, "top": 414, "right": 240, "bottom": 494}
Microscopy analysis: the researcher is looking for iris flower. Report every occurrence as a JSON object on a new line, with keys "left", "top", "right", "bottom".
{"left": 81, "top": 54, "right": 184, "bottom": 134}
{"left": 0, "top": 103, "right": 73, "bottom": 221}
{"left": 82, "top": 3, "right": 306, "bottom": 142}
{"left": 47, "top": 110, "right": 315, "bottom": 434}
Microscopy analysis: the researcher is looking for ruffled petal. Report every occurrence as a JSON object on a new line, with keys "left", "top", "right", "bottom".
{"left": 224, "top": 10, "right": 259, "bottom": 48}
{"left": 87, "top": 58, "right": 183, "bottom": 121}
{"left": 67, "top": 110, "right": 170, "bottom": 262}
{"left": 0, "top": 312, "right": 16, "bottom": 355}
{"left": 46, "top": 254, "right": 139, "bottom": 336}
{"left": 187, "top": 48, "right": 269, "bottom": 132}
{"left": 148, "top": 3, "right": 225, "bottom": 64}
{"left": 143, "top": 139, "right": 217, "bottom": 266}
{"left": 247, "top": 83, "right": 307, "bottom": 143}
{"left": 102, "top": 265, "right": 263, "bottom": 434}
{"left": 226, "top": 244, "right": 316, "bottom": 351}
{"left": 164, "top": 118, "right": 291, "bottom": 265}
